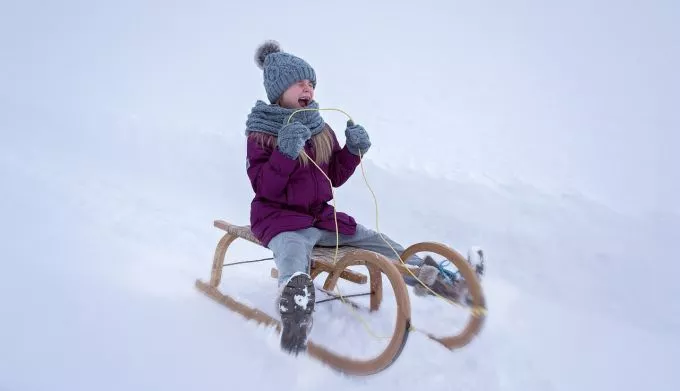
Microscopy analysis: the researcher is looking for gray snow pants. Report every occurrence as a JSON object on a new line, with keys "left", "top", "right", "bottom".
{"left": 267, "top": 224, "right": 423, "bottom": 286}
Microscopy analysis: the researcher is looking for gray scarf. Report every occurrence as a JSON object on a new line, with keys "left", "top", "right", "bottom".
{"left": 245, "top": 100, "right": 326, "bottom": 136}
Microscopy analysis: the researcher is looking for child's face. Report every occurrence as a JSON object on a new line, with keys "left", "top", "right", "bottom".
{"left": 278, "top": 79, "right": 315, "bottom": 109}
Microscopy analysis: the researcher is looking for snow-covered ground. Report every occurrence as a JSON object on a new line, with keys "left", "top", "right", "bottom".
{"left": 2, "top": 1, "right": 679, "bottom": 390}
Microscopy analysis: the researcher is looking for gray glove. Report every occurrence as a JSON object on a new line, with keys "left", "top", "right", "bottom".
{"left": 345, "top": 120, "right": 371, "bottom": 156}
{"left": 277, "top": 121, "right": 312, "bottom": 159}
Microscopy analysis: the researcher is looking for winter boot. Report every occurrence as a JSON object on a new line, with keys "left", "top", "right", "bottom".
{"left": 278, "top": 272, "right": 315, "bottom": 355}
{"left": 412, "top": 256, "right": 462, "bottom": 302}
{"left": 416, "top": 249, "right": 486, "bottom": 305}
{"left": 413, "top": 263, "right": 439, "bottom": 296}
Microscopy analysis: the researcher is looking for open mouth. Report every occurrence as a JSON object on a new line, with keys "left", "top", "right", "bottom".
{"left": 298, "top": 97, "right": 310, "bottom": 107}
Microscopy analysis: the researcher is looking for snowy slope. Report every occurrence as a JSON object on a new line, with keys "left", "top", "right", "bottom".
{"left": 2, "top": 105, "right": 679, "bottom": 390}
{"left": 2, "top": 1, "right": 679, "bottom": 390}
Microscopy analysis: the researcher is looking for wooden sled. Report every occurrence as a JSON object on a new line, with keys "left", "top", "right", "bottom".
{"left": 195, "top": 219, "right": 486, "bottom": 376}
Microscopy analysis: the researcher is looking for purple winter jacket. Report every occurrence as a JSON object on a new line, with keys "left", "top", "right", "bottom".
{"left": 246, "top": 124, "right": 361, "bottom": 247}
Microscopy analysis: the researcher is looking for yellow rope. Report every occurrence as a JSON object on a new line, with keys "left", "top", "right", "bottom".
{"left": 286, "top": 108, "right": 485, "bottom": 340}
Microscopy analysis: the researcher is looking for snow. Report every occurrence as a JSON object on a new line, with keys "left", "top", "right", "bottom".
{"left": 1, "top": 1, "right": 679, "bottom": 390}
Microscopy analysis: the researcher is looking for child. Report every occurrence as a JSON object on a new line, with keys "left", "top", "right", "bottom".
{"left": 244, "top": 40, "right": 483, "bottom": 355}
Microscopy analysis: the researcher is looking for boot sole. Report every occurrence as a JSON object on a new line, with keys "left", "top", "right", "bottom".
{"left": 279, "top": 274, "right": 315, "bottom": 355}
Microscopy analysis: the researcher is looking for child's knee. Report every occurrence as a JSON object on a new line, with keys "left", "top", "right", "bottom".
{"left": 280, "top": 232, "right": 312, "bottom": 252}
{"left": 273, "top": 234, "right": 313, "bottom": 274}
{"left": 278, "top": 240, "right": 309, "bottom": 263}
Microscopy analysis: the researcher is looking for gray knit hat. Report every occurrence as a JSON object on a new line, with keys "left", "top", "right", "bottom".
{"left": 254, "top": 40, "right": 317, "bottom": 103}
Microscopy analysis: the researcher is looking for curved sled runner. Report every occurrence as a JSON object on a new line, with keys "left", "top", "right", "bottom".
{"left": 195, "top": 219, "right": 486, "bottom": 376}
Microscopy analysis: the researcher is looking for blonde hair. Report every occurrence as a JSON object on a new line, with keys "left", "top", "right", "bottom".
{"left": 249, "top": 125, "right": 333, "bottom": 166}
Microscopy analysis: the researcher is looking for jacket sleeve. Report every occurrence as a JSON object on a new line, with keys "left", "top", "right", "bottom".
{"left": 246, "top": 135, "right": 298, "bottom": 199}
{"left": 327, "top": 127, "right": 361, "bottom": 187}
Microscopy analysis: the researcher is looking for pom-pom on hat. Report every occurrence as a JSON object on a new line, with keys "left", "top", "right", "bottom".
{"left": 254, "top": 40, "right": 316, "bottom": 103}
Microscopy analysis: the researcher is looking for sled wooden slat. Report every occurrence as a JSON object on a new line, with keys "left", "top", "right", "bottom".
{"left": 214, "top": 219, "right": 365, "bottom": 267}
{"left": 214, "top": 219, "right": 260, "bottom": 245}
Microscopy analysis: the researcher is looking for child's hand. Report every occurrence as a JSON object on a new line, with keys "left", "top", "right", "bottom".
{"left": 277, "top": 121, "right": 312, "bottom": 159}
{"left": 345, "top": 120, "right": 371, "bottom": 156}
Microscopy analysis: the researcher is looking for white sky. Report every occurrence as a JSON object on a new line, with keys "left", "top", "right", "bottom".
{"left": 1, "top": 0, "right": 677, "bottom": 214}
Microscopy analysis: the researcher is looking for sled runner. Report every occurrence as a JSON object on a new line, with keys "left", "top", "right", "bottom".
{"left": 195, "top": 219, "right": 486, "bottom": 376}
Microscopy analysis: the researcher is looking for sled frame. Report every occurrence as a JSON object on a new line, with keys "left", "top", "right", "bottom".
{"left": 195, "top": 220, "right": 412, "bottom": 376}
{"left": 195, "top": 219, "right": 487, "bottom": 376}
